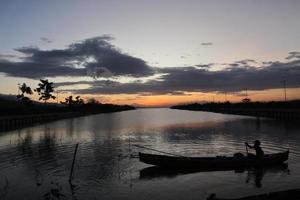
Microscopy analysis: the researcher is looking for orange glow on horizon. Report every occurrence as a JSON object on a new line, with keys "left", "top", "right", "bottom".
{"left": 81, "top": 87, "right": 300, "bottom": 107}
{"left": 24, "top": 87, "right": 300, "bottom": 107}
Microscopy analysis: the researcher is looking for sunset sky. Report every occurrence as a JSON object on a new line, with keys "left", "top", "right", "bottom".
{"left": 1, "top": 0, "right": 300, "bottom": 107}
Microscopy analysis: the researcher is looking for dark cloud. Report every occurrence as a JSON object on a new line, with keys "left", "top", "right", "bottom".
{"left": 40, "top": 37, "right": 52, "bottom": 43}
{"left": 286, "top": 51, "right": 300, "bottom": 60}
{"left": 0, "top": 36, "right": 154, "bottom": 79}
{"left": 54, "top": 80, "right": 116, "bottom": 88}
{"left": 195, "top": 63, "right": 214, "bottom": 69}
{"left": 201, "top": 42, "right": 213, "bottom": 46}
{"left": 60, "top": 58, "right": 300, "bottom": 95}
{"left": 234, "top": 59, "right": 257, "bottom": 65}
{"left": 262, "top": 61, "right": 275, "bottom": 65}
{"left": 53, "top": 81, "right": 92, "bottom": 87}
{"left": 0, "top": 59, "right": 86, "bottom": 78}
{"left": 168, "top": 91, "right": 192, "bottom": 96}
{"left": 0, "top": 54, "right": 18, "bottom": 59}
{"left": 226, "top": 59, "right": 258, "bottom": 68}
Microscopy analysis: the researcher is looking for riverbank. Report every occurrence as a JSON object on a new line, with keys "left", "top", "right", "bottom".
{"left": 0, "top": 98, "right": 135, "bottom": 131}
{"left": 0, "top": 112, "right": 81, "bottom": 132}
{"left": 171, "top": 101, "right": 300, "bottom": 120}
{"left": 0, "top": 105, "right": 135, "bottom": 132}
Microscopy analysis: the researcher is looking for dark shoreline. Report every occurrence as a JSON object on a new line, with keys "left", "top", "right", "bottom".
{"left": 171, "top": 101, "right": 300, "bottom": 121}
{"left": 0, "top": 103, "right": 135, "bottom": 132}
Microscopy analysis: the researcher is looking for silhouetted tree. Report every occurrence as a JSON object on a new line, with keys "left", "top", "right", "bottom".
{"left": 61, "top": 95, "right": 84, "bottom": 106}
{"left": 75, "top": 96, "right": 84, "bottom": 105}
{"left": 35, "top": 79, "right": 56, "bottom": 104}
{"left": 60, "top": 95, "right": 74, "bottom": 106}
{"left": 87, "top": 98, "right": 99, "bottom": 105}
{"left": 242, "top": 98, "right": 251, "bottom": 103}
{"left": 17, "top": 83, "right": 33, "bottom": 104}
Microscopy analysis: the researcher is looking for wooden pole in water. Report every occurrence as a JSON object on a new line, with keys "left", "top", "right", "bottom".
{"left": 69, "top": 143, "right": 79, "bottom": 183}
{"left": 128, "top": 135, "right": 131, "bottom": 153}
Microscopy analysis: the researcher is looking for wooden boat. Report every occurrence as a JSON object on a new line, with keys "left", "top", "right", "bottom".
{"left": 139, "top": 151, "right": 289, "bottom": 169}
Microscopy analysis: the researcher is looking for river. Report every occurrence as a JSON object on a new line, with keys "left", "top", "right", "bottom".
{"left": 0, "top": 108, "right": 300, "bottom": 200}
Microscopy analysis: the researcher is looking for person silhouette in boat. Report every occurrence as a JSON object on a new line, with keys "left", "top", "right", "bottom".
{"left": 245, "top": 140, "right": 264, "bottom": 159}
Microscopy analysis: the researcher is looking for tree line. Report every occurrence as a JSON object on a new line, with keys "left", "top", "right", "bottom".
{"left": 17, "top": 79, "right": 83, "bottom": 106}
{"left": 0, "top": 79, "right": 135, "bottom": 116}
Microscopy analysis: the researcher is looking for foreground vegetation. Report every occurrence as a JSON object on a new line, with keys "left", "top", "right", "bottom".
{"left": 0, "top": 97, "right": 135, "bottom": 116}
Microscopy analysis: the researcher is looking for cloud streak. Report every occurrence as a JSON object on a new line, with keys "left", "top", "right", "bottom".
{"left": 201, "top": 42, "right": 213, "bottom": 46}
{"left": 40, "top": 37, "right": 52, "bottom": 44}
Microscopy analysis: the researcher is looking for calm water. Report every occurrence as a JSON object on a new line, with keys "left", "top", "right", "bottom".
{"left": 0, "top": 108, "right": 300, "bottom": 200}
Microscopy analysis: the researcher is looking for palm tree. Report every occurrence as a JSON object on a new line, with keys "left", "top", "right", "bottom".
{"left": 61, "top": 95, "right": 74, "bottom": 106}
{"left": 17, "top": 83, "right": 33, "bottom": 104}
{"left": 61, "top": 95, "right": 84, "bottom": 106}
{"left": 75, "top": 96, "right": 84, "bottom": 105}
{"left": 35, "top": 79, "right": 56, "bottom": 104}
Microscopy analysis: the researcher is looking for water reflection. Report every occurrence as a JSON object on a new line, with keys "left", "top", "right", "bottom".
{"left": 140, "top": 164, "right": 289, "bottom": 189}
{"left": 0, "top": 108, "right": 299, "bottom": 200}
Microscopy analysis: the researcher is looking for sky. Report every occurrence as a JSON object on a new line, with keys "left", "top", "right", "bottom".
{"left": 1, "top": 0, "right": 300, "bottom": 107}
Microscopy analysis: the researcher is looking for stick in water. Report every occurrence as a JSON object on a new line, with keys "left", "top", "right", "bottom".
{"left": 69, "top": 143, "right": 79, "bottom": 183}
{"left": 128, "top": 135, "right": 131, "bottom": 153}
{"left": 245, "top": 142, "right": 249, "bottom": 155}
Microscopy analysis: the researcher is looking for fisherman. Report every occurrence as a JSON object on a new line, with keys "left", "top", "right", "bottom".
{"left": 245, "top": 140, "right": 264, "bottom": 158}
